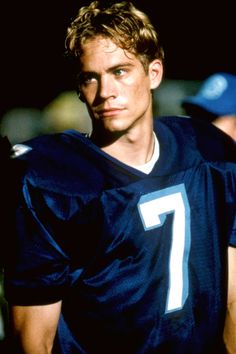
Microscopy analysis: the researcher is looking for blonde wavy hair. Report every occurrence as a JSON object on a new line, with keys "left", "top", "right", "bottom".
{"left": 65, "top": 1, "right": 164, "bottom": 72}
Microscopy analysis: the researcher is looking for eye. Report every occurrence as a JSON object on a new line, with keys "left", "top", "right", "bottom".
{"left": 78, "top": 73, "right": 97, "bottom": 86}
{"left": 114, "top": 68, "right": 126, "bottom": 76}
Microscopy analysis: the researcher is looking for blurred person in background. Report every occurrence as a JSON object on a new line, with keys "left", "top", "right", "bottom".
{"left": 182, "top": 72, "right": 236, "bottom": 140}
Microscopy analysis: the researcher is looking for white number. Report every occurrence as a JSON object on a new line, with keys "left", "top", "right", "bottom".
{"left": 138, "top": 184, "right": 191, "bottom": 313}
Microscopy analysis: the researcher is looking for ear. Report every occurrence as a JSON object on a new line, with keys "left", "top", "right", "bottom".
{"left": 149, "top": 59, "right": 163, "bottom": 90}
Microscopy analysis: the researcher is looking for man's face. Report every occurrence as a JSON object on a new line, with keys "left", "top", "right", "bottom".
{"left": 78, "top": 36, "right": 162, "bottom": 134}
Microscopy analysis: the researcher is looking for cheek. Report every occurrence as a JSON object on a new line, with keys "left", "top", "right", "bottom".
{"left": 130, "top": 78, "right": 151, "bottom": 104}
{"left": 81, "top": 87, "right": 97, "bottom": 104}
{"left": 130, "top": 79, "right": 152, "bottom": 114}
{"left": 128, "top": 72, "right": 150, "bottom": 93}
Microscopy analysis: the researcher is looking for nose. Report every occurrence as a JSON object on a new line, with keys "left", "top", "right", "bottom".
{"left": 98, "top": 75, "right": 117, "bottom": 100}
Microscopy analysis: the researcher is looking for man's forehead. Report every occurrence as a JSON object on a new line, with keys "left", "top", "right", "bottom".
{"left": 80, "top": 36, "right": 137, "bottom": 70}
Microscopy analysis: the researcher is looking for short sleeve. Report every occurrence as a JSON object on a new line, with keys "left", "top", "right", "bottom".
{"left": 226, "top": 166, "right": 236, "bottom": 247}
{"left": 5, "top": 181, "right": 75, "bottom": 305}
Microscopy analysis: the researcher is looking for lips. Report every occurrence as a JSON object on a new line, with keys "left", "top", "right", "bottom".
{"left": 96, "top": 108, "right": 124, "bottom": 117}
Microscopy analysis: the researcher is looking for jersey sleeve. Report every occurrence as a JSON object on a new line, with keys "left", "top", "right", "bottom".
{"left": 225, "top": 165, "right": 236, "bottom": 247}
{"left": 4, "top": 175, "right": 97, "bottom": 306}
{"left": 4, "top": 132, "right": 107, "bottom": 306}
{"left": 5, "top": 180, "right": 70, "bottom": 305}
{"left": 230, "top": 219, "right": 236, "bottom": 246}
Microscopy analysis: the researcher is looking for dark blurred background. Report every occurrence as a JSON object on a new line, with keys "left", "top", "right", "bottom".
{"left": 2, "top": 0, "right": 235, "bottom": 117}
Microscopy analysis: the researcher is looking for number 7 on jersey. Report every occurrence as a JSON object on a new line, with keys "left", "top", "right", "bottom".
{"left": 138, "top": 184, "right": 191, "bottom": 313}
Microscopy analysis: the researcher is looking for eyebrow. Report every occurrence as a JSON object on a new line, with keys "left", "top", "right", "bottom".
{"left": 80, "top": 62, "right": 134, "bottom": 76}
{"left": 107, "top": 62, "right": 134, "bottom": 72}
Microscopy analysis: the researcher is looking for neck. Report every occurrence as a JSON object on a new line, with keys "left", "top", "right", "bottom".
{"left": 90, "top": 125, "right": 155, "bottom": 166}
{"left": 213, "top": 115, "right": 236, "bottom": 140}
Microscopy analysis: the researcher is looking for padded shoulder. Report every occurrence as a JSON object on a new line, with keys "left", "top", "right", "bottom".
{"left": 155, "top": 116, "right": 236, "bottom": 163}
{"left": 12, "top": 132, "right": 106, "bottom": 196}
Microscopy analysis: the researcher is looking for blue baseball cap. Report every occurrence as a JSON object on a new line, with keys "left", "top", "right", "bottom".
{"left": 182, "top": 72, "right": 236, "bottom": 116}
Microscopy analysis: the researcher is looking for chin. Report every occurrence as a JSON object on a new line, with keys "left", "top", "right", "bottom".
{"left": 103, "top": 118, "right": 129, "bottom": 133}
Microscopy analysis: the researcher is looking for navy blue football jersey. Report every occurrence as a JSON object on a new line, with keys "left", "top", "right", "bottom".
{"left": 4, "top": 116, "right": 236, "bottom": 354}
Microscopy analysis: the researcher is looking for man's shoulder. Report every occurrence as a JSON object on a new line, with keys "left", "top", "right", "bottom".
{"left": 11, "top": 130, "right": 106, "bottom": 195}
{"left": 155, "top": 115, "right": 236, "bottom": 163}
{"left": 11, "top": 130, "right": 85, "bottom": 159}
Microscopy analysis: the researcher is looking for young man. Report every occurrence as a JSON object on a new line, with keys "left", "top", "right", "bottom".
{"left": 4, "top": 1, "right": 236, "bottom": 353}
{"left": 182, "top": 72, "right": 236, "bottom": 140}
